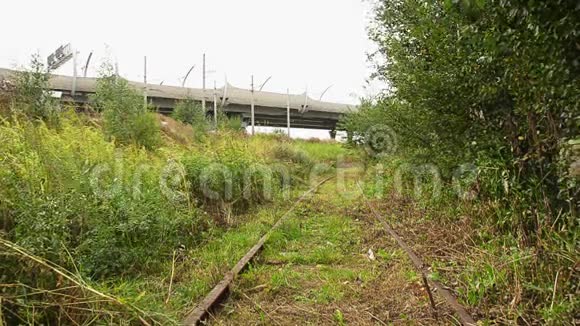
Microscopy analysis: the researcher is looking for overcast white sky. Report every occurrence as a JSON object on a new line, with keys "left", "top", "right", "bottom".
{"left": 0, "top": 0, "right": 379, "bottom": 138}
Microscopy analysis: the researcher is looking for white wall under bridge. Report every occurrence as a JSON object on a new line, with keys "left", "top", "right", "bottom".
{"left": 246, "top": 126, "right": 348, "bottom": 141}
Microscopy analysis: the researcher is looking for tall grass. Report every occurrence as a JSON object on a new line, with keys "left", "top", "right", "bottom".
{"left": 358, "top": 154, "right": 579, "bottom": 323}
{"left": 0, "top": 61, "right": 325, "bottom": 324}
{"left": 0, "top": 115, "right": 201, "bottom": 275}
{"left": 293, "top": 139, "right": 350, "bottom": 163}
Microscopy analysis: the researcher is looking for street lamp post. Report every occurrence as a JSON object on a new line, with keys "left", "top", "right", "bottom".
{"left": 83, "top": 51, "right": 93, "bottom": 78}
{"left": 71, "top": 50, "right": 78, "bottom": 97}
{"left": 143, "top": 56, "right": 147, "bottom": 109}
{"left": 202, "top": 53, "right": 206, "bottom": 111}
{"left": 258, "top": 76, "right": 272, "bottom": 91}
{"left": 287, "top": 88, "right": 291, "bottom": 137}
{"left": 250, "top": 75, "right": 255, "bottom": 135}
{"left": 319, "top": 84, "right": 333, "bottom": 100}
{"left": 250, "top": 75, "right": 272, "bottom": 136}
{"left": 213, "top": 81, "right": 218, "bottom": 127}
{"left": 181, "top": 65, "right": 195, "bottom": 87}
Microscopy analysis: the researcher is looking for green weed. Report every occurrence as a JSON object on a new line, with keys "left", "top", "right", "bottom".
{"left": 92, "top": 64, "right": 160, "bottom": 150}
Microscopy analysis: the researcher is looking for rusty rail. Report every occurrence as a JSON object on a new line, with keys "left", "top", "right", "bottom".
{"left": 182, "top": 176, "right": 333, "bottom": 325}
{"left": 356, "top": 181, "right": 477, "bottom": 326}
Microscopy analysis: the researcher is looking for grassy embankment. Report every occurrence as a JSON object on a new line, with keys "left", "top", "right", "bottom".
{"left": 0, "top": 61, "right": 350, "bottom": 324}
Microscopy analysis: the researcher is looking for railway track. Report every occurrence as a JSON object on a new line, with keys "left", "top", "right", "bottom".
{"left": 182, "top": 171, "right": 477, "bottom": 325}
{"left": 356, "top": 182, "right": 477, "bottom": 326}
{"left": 182, "top": 176, "right": 335, "bottom": 325}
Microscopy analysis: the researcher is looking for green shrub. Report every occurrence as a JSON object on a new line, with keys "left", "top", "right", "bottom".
{"left": 173, "top": 98, "right": 203, "bottom": 124}
{"left": 272, "top": 143, "right": 312, "bottom": 166}
{"left": 10, "top": 54, "right": 60, "bottom": 125}
{"left": 345, "top": 0, "right": 579, "bottom": 322}
{"left": 216, "top": 111, "right": 243, "bottom": 132}
{"left": 348, "top": 0, "right": 579, "bottom": 234}
{"left": 92, "top": 65, "right": 160, "bottom": 150}
{"left": 172, "top": 98, "right": 211, "bottom": 140}
{"left": 0, "top": 116, "right": 204, "bottom": 279}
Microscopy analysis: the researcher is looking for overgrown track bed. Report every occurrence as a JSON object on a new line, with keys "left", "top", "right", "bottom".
{"left": 356, "top": 182, "right": 477, "bottom": 326}
{"left": 188, "top": 167, "right": 477, "bottom": 325}
{"left": 183, "top": 176, "right": 334, "bottom": 325}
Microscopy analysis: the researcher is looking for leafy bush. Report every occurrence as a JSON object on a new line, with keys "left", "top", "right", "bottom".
{"left": 0, "top": 116, "right": 204, "bottom": 279}
{"left": 216, "top": 111, "right": 243, "bottom": 132}
{"left": 351, "top": 0, "right": 579, "bottom": 233}
{"left": 172, "top": 98, "right": 210, "bottom": 140}
{"left": 345, "top": 0, "right": 579, "bottom": 322}
{"left": 172, "top": 98, "right": 203, "bottom": 125}
{"left": 272, "top": 143, "right": 312, "bottom": 166}
{"left": 10, "top": 54, "right": 60, "bottom": 125}
{"left": 92, "top": 65, "right": 160, "bottom": 150}
{"left": 271, "top": 142, "right": 314, "bottom": 180}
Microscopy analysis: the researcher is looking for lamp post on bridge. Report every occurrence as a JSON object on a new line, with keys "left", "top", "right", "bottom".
{"left": 82, "top": 51, "right": 93, "bottom": 78}
{"left": 201, "top": 54, "right": 217, "bottom": 118}
{"left": 213, "top": 81, "right": 218, "bottom": 127}
{"left": 202, "top": 54, "right": 206, "bottom": 112}
{"left": 250, "top": 75, "right": 272, "bottom": 135}
{"left": 319, "top": 84, "right": 333, "bottom": 101}
{"left": 258, "top": 76, "right": 272, "bottom": 91}
{"left": 251, "top": 75, "right": 254, "bottom": 135}
{"left": 287, "top": 88, "right": 291, "bottom": 138}
{"left": 143, "top": 56, "right": 148, "bottom": 109}
{"left": 319, "top": 85, "right": 335, "bottom": 139}
{"left": 181, "top": 65, "right": 196, "bottom": 87}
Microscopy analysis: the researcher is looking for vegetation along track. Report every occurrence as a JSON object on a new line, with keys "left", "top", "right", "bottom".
{"left": 183, "top": 176, "right": 335, "bottom": 325}
{"left": 186, "top": 167, "right": 477, "bottom": 325}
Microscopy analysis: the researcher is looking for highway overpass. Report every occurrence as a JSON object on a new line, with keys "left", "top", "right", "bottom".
{"left": 0, "top": 68, "right": 356, "bottom": 130}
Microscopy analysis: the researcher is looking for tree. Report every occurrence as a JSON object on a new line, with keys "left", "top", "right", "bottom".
{"left": 92, "top": 64, "right": 160, "bottom": 150}
{"left": 11, "top": 54, "right": 60, "bottom": 124}
{"left": 345, "top": 0, "right": 579, "bottom": 236}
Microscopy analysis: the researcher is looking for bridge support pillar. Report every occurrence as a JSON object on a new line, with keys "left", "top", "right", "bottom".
{"left": 329, "top": 129, "right": 337, "bottom": 140}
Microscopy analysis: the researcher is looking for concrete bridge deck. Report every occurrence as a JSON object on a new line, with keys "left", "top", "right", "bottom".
{"left": 0, "top": 68, "right": 356, "bottom": 130}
